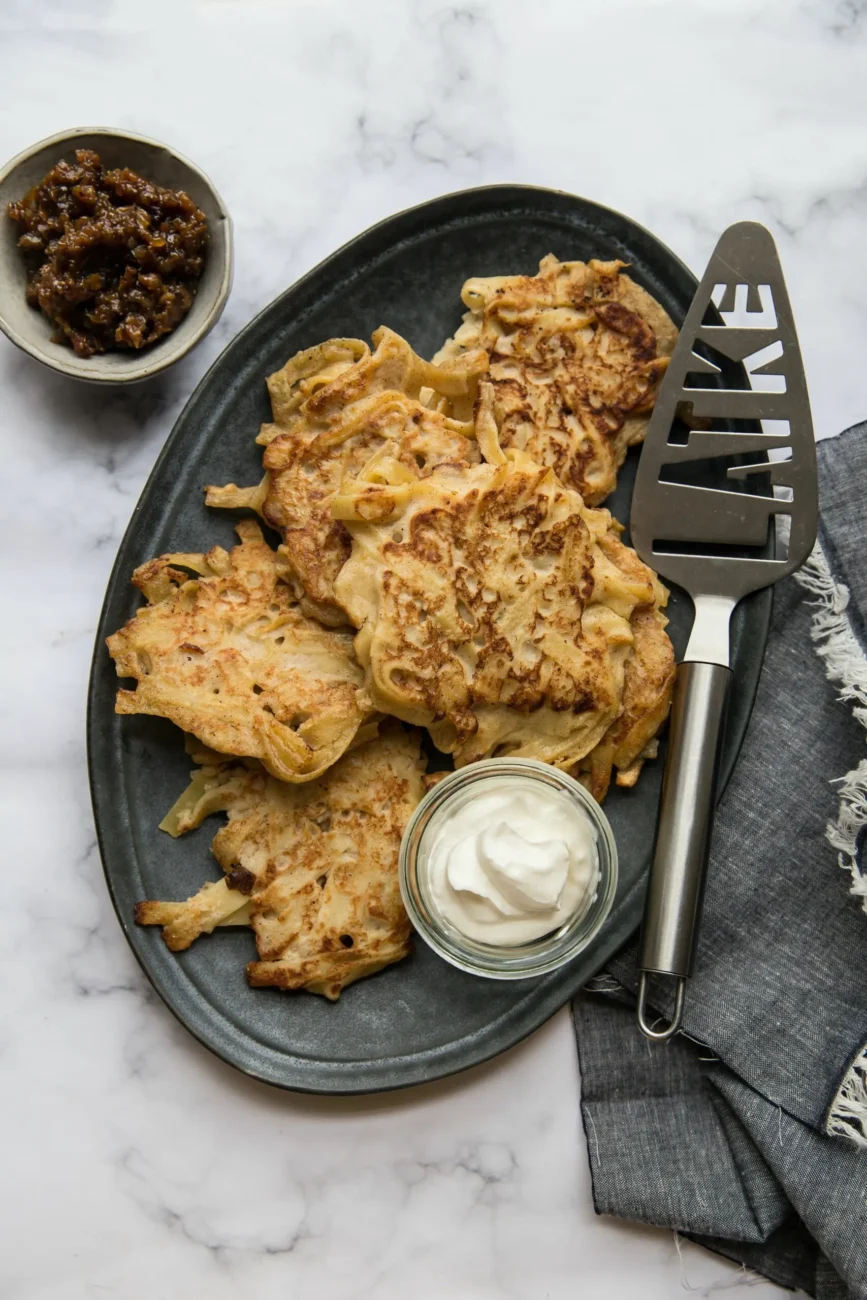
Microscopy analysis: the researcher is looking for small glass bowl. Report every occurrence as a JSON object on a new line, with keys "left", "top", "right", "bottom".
{"left": 399, "top": 758, "right": 618, "bottom": 979}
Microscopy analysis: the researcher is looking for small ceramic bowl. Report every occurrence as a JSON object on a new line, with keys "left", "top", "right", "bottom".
{"left": 400, "top": 759, "right": 619, "bottom": 979}
{"left": 0, "top": 127, "right": 233, "bottom": 383}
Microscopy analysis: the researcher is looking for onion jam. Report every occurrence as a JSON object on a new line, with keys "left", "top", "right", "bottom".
{"left": 8, "top": 149, "right": 208, "bottom": 358}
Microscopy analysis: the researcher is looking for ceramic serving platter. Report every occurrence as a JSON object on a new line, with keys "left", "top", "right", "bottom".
{"left": 87, "top": 185, "right": 772, "bottom": 1093}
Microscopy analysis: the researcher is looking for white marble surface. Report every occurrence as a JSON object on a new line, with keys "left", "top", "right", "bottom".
{"left": 2, "top": 1, "right": 861, "bottom": 1295}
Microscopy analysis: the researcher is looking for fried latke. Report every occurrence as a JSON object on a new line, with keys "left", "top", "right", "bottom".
{"left": 333, "top": 449, "right": 663, "bottom": 771}
{"left": 136, "top": 726, "right": 425, "bottom": 999}
{"left": 206, "top": 327, "right": 488, "bottom": 624}
{"left": 575, "top": 595, "right": 674, "bottom": 801}
{"left": 107, "top": 520, "right": 373, "bottom": 783}
{"left": 434, "top": 255, "right": 677, "bottom": 505}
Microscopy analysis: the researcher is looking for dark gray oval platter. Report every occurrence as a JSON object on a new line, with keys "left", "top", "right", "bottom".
{"left": 88, "top": 185, "right": 771, "bottom": 1094}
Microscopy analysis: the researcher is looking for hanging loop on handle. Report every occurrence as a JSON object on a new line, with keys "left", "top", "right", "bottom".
{"left": 637, "top": 972, "right": 686, "bottom": 1042}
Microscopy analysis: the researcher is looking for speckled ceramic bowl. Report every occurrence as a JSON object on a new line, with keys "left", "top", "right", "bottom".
{"left": 0, "top": 127, "right": 232, "bottom": 383}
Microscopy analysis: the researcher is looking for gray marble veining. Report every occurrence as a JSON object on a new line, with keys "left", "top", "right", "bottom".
{"left": 3, "top": 1, "right": 857, "bottom": 1295}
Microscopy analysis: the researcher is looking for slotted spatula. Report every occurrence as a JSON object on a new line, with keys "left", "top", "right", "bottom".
{"left": 630, "top": 221, "right": 817, "bottom": 1040}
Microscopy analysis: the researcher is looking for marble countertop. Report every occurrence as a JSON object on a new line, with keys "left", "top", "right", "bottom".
{"left": 3, "top": 2, "right": 862, "bottom": 1296}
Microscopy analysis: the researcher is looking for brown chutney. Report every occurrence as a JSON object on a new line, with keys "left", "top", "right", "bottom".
{"left": 7, "top": 149, "right": 208, "bottom": 358}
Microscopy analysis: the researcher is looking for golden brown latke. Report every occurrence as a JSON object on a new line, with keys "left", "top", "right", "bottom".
{"left": 434, "top": 255, "right": 677, "bottom": 505}
{"left": 106, "top": 520, "right": 373, "bottom": 783}
{"left": 206, "top": 327, "right": 488, "bottom": 625}
{"left": 571, "top": 521, "right": 675, "bottom": 796}
{"left": 574, "top": 593, "right": 674, "bottom": 801}
{"left": 136, "top": 726, "right": 425, "bottom": 999}
{"left": 333, "top": 448, "right": 664, "bottom": 771}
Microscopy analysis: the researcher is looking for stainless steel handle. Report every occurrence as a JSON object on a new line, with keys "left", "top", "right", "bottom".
{"left": 637, "top": 660, "right": 730, "bottom": 1040}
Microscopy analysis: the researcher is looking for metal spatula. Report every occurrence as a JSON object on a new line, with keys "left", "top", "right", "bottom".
{"left": 630, "top": 221, "right": 817, "bottom": 1040}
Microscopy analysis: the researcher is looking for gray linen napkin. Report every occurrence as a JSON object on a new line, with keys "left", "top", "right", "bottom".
{"left": 572, "top": 423, "right": 867, "bottom": 1299}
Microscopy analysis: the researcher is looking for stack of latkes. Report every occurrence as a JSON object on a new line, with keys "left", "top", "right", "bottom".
{"left": 108, "top": 257, "right": 677, "bottom": 998}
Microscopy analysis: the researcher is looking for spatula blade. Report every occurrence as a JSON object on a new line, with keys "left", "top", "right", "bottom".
{"left": 631, "top": 221, "right": 817, "bottom": 605}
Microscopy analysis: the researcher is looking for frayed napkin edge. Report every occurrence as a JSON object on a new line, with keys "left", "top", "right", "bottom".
{"left": 792, "top": 538, "right": 867, "bottom": 908}
{"left": 791, "top": 534, "right": 867, "bottom": 1149}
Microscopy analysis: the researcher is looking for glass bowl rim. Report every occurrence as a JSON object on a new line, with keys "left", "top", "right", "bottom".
{"left": 399, "top": 758, "right": 619, "bottom": 979}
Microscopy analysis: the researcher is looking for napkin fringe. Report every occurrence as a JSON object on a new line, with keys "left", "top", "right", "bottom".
{"left": 793, "top": 539, "right": 867, "bottom": 1150}
{"left": 826, "top": 1046, "right": 867, "bottom": 1149}
{"left": 792, "top": 539, "right": 867, "bottom": 907}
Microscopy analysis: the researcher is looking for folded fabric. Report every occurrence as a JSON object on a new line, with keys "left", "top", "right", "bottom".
{"left": 573, "top": 422, "right": 867, "bottom": 1299}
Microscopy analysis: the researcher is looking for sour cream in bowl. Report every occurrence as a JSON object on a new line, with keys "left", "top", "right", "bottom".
{"left": 399, "top": 759, "right": 618, "bottom": 979}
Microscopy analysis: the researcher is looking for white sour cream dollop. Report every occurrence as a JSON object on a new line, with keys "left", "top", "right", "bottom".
{"left": 426, "top": 778, "right": 599, "bottom": 946}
